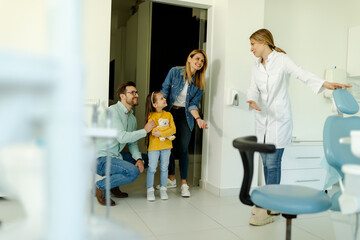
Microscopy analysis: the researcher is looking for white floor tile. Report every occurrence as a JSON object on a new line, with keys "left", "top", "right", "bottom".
{"left": 137, "top": 207, "right": 222, "bottom": 236}
{"left": 293, "top": 216, "right": 338, "bottom": 240}
{"left": 228, "top": 221, "right": 322, "bottom": 240}
{"left": 1, "top": 184, "right": 358, "bottom": 240}
{"left": 195, "top": 203, "right": 255, "bottom": 227}
{"left": 182, "top": 187, "right": 240, "bottom": 207}
{"left": 157, "top": 228, "right": 241, "bottom": 240}
{"left": 103, "top": 212, "right": 156, "bottom": 239}
{"left": 125, "top": 191, "right": 195, "bottom": 214}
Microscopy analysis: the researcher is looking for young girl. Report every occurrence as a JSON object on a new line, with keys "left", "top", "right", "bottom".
{"left": 246, "top": 28, "right": 351, "bottom": 226}
{"left": 145, "top": 91, "right": 176, "bottom": 201}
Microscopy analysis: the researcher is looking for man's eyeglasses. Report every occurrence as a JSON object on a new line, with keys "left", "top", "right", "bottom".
{"left": 126, "top": 91, "right": 138, "bottom": 96}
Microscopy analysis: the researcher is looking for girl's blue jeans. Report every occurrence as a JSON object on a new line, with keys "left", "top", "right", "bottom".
{"left": 260, "top": 148, "right": 284, "bottom": 185}
{"left": 147, "top": 149, "right": 171, "bottom": 188}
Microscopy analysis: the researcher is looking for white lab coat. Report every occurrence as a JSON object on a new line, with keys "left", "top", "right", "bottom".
{"left": 247, "top": 51, "right": 325, "bottom": 148}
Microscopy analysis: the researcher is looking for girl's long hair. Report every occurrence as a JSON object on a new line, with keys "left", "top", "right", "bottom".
{"left": 250, "top": 29, "right": 286, "bottom": 54}
{"left": 144, "top": 91, "right": 160, "bottom": 146}
{"left": 183, "top": 49, "right": 208, "bottom": 90}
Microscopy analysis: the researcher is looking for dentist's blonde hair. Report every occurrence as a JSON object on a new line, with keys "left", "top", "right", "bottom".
{"left": 250, "top": 29, "right": 286, "bottom": 54}
{"left": 183, "top": 49, "right": 207, "bottom": 90}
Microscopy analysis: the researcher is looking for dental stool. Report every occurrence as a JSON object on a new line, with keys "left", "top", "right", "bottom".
{"left": 233, "top": 136, "right": 332, "bottom": 240}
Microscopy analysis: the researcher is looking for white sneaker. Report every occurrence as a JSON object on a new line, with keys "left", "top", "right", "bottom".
{"left": 156, "top": 178, "right": 176, "bottom": 190}
{"left": 251, "top": 206, "right": 261, "bottom": 215}
{"left": 181, "top": 184, "right": 190, "bottom": 197}
{"left": 147, "top": 187, "right": 155, "bottom": 201}
{"left": 249, "top": 208, "right": 274, "bottom": 226}
{"left": 160, "top": 186, "right": 168, "bottom": 200}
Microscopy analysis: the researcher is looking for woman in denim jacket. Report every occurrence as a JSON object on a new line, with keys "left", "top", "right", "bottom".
{"left": 160, "top": 49, "right": 208, "bottom": 197}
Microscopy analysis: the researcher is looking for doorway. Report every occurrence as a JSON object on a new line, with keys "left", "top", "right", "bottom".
{"left": 109, "top": 0, "right": 207, "bottom": 186}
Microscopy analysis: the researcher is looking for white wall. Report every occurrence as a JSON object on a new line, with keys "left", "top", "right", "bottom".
{"left": 201, "top": 0, "right": 265, "bottom": 195}
{"left": 0, "top": 0, "right": 48, "bottom": 54}
{"left": 219, "top": 0, "right": 265, "bottom": 193}
{"left": 264, "top": 0, "right": 360, "bottom": 141}
{"left": 83, "top": 0, "right": 112, "bottom": 106}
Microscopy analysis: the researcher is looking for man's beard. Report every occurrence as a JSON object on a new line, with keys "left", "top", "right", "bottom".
{"left": 126, "top": 98, "right": 138, "bottom": 106}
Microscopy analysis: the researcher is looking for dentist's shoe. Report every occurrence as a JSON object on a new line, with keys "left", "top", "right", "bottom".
{"left": 249, "top": 208, "right": 274, "bottom": 226}
{"left": 252, "top": 206, "right": 279, "bottom": 216}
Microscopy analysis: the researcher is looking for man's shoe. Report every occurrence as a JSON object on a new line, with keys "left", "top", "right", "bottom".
{"left": 147, "top": 187, "right": 155, "bottom": 201}
{"left": 96, "top": 187, "right": 115, "bottom": 206}
{"left": 156, "top": 178, "right": 176, "bottom": 190}
{"left": 181, "top": 184, "right": 190, "bottom": 197}
{"left": 110, "top": 187, "right": 128, "bottom": 198}
{"left": 249, "top": 209, "right": 274, "bottom": 226}
{"left": 160, "top": 186, "right": 168, "bottom": 200}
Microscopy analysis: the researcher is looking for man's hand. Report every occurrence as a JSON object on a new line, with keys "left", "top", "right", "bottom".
{"left": 144, "top": 120, "right": 156, "bottom": 133}
{"left": 135, "top": 159, "right": 144, "bottom": 173}
{"left": 152, "top": 128, "right": 161, "bottom": 137}
{"left": 247, "top": 100, "right": 261, "bottom": 111}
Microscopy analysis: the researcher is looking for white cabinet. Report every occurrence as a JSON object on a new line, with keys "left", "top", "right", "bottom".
{"left": 281, "top": 142, "right": 327, "bottom": 190}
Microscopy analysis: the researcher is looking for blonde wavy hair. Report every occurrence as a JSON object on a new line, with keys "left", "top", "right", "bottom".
{"left": 250, "top": 29, "right": 286, "bottom": 54}
{"left": 183, "top": 49, "right": 208, "bottom": 90}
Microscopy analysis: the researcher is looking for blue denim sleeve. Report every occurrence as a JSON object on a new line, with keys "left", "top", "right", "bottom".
{"left": 160, "top": 68, "right": 174, "bottom": 99}
{"left": 188, "top": 88, "right": 204, "bottom": 112}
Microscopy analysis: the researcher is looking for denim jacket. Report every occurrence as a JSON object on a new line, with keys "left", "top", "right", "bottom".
{"left": 161, "top": 67, "right": 204, "bottom": 131}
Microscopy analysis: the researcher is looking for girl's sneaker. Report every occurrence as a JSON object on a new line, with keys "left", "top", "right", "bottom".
{"left": 147, "top": 187, "right": 155, "bottom": 201}
{"left": 181, "top": 184, "right": 190, "bottom": 197}
{"left": 159, "top": 186, "right": 168, "bottom": 200}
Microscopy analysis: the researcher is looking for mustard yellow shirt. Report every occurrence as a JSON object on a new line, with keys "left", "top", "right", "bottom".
{"left": 148, "top": 111, "right": 176, "bottom": 151}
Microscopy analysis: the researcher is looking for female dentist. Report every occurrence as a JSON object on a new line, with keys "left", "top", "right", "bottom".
{"left": 246, "top": 28, "right": 351, "bottom": 226}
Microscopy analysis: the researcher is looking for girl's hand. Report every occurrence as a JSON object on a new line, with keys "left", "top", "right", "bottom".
{"left": 322, "top": 81, "right": 352, "bottom": 90}
{"left": 196, "top": 119, "right": 208, "bottom": 129}
{"left": 247, "top": 100, "right": 261, "bottom": 111}
{"left": 152, "top": 128, "right": 161, "bottom": 138}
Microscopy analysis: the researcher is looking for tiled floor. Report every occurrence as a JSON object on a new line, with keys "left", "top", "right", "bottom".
{"left": 1, "top": 171, "right": 359, "bottom": 240}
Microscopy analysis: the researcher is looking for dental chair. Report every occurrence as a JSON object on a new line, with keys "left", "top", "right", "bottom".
{"left": 323, "top": 88, "right": 360, "bottom": 212}
{"left": 233, "top": 89, "right": 360, "bottom": 240}
{"left": 233, "top": 136, "right": 332, "bottom": 240}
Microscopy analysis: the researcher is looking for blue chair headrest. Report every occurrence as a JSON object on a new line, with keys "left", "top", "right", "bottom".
{"left": 333, "top": 89, "right": 359, "bottom": 115}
